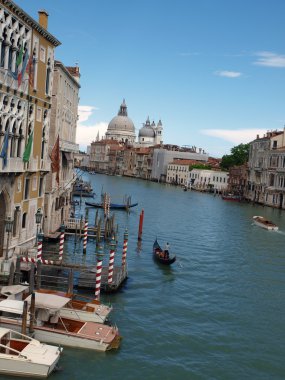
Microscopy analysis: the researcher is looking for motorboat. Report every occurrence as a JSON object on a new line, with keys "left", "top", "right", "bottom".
{"left": 0, "top": 293, "right": 121, "bottom": 352}
{"left": 252, "top": 216, "right": 278, "bottom": 231}
{"left": 1, "top": 285, "right": 112, "bottom": 324}
{"left": 0, "top": 327, "right": 62, "bottom": 378}
{"left": 222, "top": 193, "right": 242, "bottom": 202}
{"left": 36, "top": 289, "right": 112, "bottom": 323}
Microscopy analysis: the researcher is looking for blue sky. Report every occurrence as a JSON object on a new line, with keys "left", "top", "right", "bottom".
{"left": 15, "top": 0, "right": 285, "bottom": 157}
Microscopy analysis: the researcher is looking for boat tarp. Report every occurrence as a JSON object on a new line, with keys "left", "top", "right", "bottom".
{"left": 25, "top": 292, "right": 70, "bottom": 312}
{"left": 0, "top": 299, "right": 24, "bottom": 314}
{"left": 1, "top": 285, "right": 28, "bottom": 297}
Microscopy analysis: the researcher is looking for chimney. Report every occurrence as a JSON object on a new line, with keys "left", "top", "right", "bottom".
{"left": 256, "top": 134, "right": 259, "bottom": 139}
{"left": 38, "top": 10, "right": 49, "bottom": 29}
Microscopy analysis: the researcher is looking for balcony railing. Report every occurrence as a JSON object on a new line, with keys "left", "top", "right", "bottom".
{"left": 59, "top": 139, "right": 79, "bottom": 153}
{"left": 0, "top": 157, "right": 25, "bottom": 173}
{"left": 26, "top": 158, "right": 38, "bottom": 172}
{"left": 40, "top": 159, "right": 51, "bottom": 172}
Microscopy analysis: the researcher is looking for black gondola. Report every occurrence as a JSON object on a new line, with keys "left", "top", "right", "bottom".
{"left": 153, "top": 239, "right": 176, "bottom": 265}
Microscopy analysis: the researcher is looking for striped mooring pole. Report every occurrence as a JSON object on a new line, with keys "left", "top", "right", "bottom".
{"left": 95, "top": 244, "right": 104, "bottom": 300}
{"left": 37, "top": 231, "right": 44, "bottom": 262}
{"left": 59, "top": 224, "right": 65, "bottom": 261}
{"left": 122, "top": 228, "right": 128, "bottom": 268}
{"left": 108, "top": 237, "right": 116, "bottom": 285}
{"left": 83, "top": 210, "right": 89, "bottom": 254}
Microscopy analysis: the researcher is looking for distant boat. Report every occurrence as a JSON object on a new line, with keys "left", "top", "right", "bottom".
{"left": 153, "top": 239, "right": 176, "bottom": 265}
{"left": 85, "top": 201, "right": 138, "bottom": 210}
{"left": 0, "top": 327, "right": 62, "bottom": 378}
{"left": 252, "top": 216, "right": 278, "bottom": 231}
{"left": 222, "top": 193, "right": 242, "bottom": 202}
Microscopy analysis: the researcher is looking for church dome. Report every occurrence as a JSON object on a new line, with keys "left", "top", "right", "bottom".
{"left": 139, "top": 125, "right": 155, "bottom": 138}
{"left": 139, "top": 116, "right": 155, "bottom": 138}
{"left": 107, "top": 99, "right": 135, "bottom": 133}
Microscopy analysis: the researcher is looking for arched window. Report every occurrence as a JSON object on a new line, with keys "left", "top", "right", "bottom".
{"left": 10, "top": 120, "right": 16, "bottom": 157}
{"left": 22, "top": 212, "right": 27, "bottom": 228}
{"left": 17, "top": 123, "right": 22, "bottom": 157}
{"left": 41, "top": 126, "right": 45, "bottom": 160}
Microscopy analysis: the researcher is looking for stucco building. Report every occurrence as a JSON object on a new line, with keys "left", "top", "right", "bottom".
{"left": 0, "top": 3, "right": 60, "bottom": 260}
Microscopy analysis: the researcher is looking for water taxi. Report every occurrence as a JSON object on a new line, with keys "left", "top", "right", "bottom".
{"left": 252, "top": 216, "right": 278, "bottom": 231}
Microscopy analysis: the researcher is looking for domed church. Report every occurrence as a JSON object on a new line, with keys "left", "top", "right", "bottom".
{"left": 138, "top": 116, "right": 163, "bottom": 147}
{"left": 105, "top": 99, "right": 136, "bottom": 145}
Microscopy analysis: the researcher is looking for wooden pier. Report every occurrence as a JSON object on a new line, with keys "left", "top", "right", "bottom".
{"left": 77, "top": 266, "right": 127, "bottom": 292}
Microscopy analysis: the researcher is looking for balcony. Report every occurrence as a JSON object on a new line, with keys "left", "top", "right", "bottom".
{"left": 26, "top": 158, "right": 38, "bottom": 172}
{"left": 59, "top": 139, "right": 79, "bottom": 153}
{"left": 0, "top": 157, "right": 24, "bottom": 174}
{"left": 40, "top": 158, "right": 51, "bottom": 172}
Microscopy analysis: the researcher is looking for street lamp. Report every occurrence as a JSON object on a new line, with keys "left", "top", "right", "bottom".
{"left": 4, "top": 216, "right": 14, "bottom": 260}
{"left": 35, "top": 208, "right": 43, "bottom": 243}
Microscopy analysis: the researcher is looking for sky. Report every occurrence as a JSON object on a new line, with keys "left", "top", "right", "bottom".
{"left": 15, "top": 0, "right": 285, "bottom": 157}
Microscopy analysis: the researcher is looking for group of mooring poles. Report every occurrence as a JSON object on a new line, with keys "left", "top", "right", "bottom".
{"left": 21, "top": 223, "right": 65, "bottom": 265}
{"left": 92, "top": 229, "right": 128, "bottom": 300}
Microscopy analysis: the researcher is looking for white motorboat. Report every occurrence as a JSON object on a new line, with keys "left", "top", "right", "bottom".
{"left": 0, "top": 294, "right": 121, "bottom": 352}
{"left": 36, "top": 289, "right": 112, "bottom": 323}
{"left": 1, "top": 286, "right": 112, "bottom": 324}
{"left": 0, "top": 327, "right": 62, "bottom": 378}
{"left": 252, "top": 216, "right": 278, "bottom": 231}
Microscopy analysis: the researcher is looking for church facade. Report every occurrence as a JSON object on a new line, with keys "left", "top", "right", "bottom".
{"left": 104, "top": 99, "right": 163, "bottom": 147}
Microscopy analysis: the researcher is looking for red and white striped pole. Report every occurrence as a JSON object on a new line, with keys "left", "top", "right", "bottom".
{"left": 95, "top": 244, "right": 104, "bottom": 300}
{"left": 58, "top": 224, "right": 65, "bottom": 261}
{"left": 83, "top": 211, "right": 88, "bottom": 254}
{"left": 122, "top": 228, "right": 128, "bottom": 268}
{"left": 37, "top": 232, "right": 43, "bottom": 262}
{"left": 108, "top": 237, "right": 116, "bottom": 285}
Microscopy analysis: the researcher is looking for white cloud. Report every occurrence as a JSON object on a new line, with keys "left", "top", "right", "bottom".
{"left": 254, "top": 51, "right": 285, "bottom": 68}
{"left": 214, "top": 70, "right": 242, "bottom": 78}
{"left": 201, "top": 128, "right": 268, "bottom": 144}
{"left": 76, "top": 105, "right": 108, "bottom": 150}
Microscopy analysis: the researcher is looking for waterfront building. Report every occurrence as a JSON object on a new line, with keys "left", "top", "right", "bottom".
{"left": 105, "top": 99, "right": 136, "bottom": 145}
{"left": 227, "top": 164, "right": 248, "bottom": 196}
{"left": 44, "top": 61, "right": 80, "bottom": 236}
{"left": 166, "top": 159, "right": 199, "bottom": 186}
{"left": 151, "top": 145, "right": 209, "bottom": 182}
{"left": 122, "top": 147, "right": 153, "bottom": 179}
{"left": 247, "top": 130, "right": 285, "bottom": 208}
{"left": 138, "top": 116, "right": 163, "bottom": 147}
{"left": 0, "top": 3, "right": 60, "bottom": 258}
{"left": 89, "top": 139, "right": 123, "bottom": 173}
{"left": 189, "top": 169, "right": 229, "bottom": 191}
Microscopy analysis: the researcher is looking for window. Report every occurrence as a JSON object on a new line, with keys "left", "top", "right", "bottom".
{"left": 40, "top": 46, "right": 46, "bottom": 62}
{"left": 45, "top": 59, "right": 51, "bottom": 94}
{"left": 24, "top": 178, "right": 30, "bottom": 199}
{"left": 22, "top": 213, "right": 27, "bottom": 228}
{"left": 13, "top": 207, "right": 20, "bottom": 237}
{"left": 39, "top": 177, "right": 44, "bottom": 196}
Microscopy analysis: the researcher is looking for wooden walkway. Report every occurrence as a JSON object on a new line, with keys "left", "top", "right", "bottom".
{"left": 77, "top": 266, "right": 127, "bottom": 292}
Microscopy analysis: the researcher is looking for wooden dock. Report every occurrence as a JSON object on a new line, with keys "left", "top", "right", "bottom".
{"left": 77, "top": 266, "right": 127, "bottom": 292}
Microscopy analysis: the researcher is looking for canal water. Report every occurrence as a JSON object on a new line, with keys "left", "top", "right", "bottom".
{"left": 5, "top": 173, "right": 285, "bottom": 379}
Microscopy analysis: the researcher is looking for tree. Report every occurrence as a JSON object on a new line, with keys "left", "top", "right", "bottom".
{"left": 220, "top": 143, "right": 249, "bottom": 170}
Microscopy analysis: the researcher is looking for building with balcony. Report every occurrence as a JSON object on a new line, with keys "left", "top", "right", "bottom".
{"left": 247, "top": 130, "right": 285, "bottom": 208}
{"left": 189, "top": 169, "right": 229, "bottom": 191}
{"left": 0, "top": 2, "right": 60, "bottom": 258}
{"left": 44, "top": 60, "right": 80, "bottom": 235}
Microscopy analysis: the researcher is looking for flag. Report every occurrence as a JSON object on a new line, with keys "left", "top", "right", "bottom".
{"left": 0, "top": 128, "right": 9, "bottom": 169}
{"left": 26, "top": 55, "right": 35, "bottom": 86}
{"left": 16, "top": 43, "right": 24, "bottom": 67}
{"left": 50, "top": 135, "right": 60, "bottom": 185}
{"left": 18, "top": 52, "right": 29, "bottom": 87}
{"left": 23, "top": 131, "right": 34, "bottom": 163}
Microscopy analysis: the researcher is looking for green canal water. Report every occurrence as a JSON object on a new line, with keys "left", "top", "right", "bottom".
{"left": 5, "top": 173, "right": 285, "bottom": 379}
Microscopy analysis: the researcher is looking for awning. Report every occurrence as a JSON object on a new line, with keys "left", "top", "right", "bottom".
{"left": 25, "top": 292, "right": 70, "bottom": 311}
{"left": 63, "top": 151, "right": 73, "bottom": 161}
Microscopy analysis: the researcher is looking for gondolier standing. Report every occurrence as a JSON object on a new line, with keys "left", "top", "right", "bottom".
{"left": 164, "top": 242, "right": 170, "bottom": 259}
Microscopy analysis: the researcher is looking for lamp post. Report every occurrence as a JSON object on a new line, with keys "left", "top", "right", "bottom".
{"left": 35, "top": 208, "right": 43, "bottom": 244}
{"left": 4, "top": 216, "right": 14, "bottom": 261}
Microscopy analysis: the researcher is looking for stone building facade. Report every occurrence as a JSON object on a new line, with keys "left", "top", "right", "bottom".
{"left": 0, "top": 3, "right": 60, "bottom": 258}
{"left": 44, "top": 60, "right": 80, "bottom": 235}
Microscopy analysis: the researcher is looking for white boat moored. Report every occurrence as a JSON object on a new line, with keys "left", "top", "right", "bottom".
{"left": 0, "top": 327, "right": 62, "bottom": 378}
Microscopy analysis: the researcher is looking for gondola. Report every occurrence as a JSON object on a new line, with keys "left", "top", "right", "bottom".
{"left": 153, "top": 239, "right": 176, "bottom": 265}
{"left": 85, "top": 201, "right": 138, "bottom": 210}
